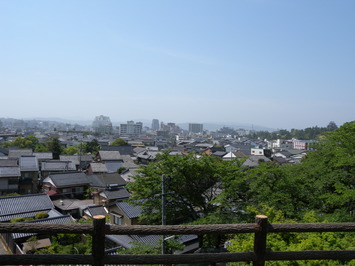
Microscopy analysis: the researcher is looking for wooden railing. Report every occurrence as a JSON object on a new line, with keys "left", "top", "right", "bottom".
{"left": 0, "top": 215, "right": 354, "bottom": 265}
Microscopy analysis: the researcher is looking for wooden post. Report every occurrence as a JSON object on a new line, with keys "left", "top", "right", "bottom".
{"left": 92, "top": 215, "right": 106, "bottom": 266}
{"left": 253, "top": 215, "right": 268, "bottom": 266}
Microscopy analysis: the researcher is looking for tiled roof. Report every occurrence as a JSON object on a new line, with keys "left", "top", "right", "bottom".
{"left": 88, "top": 173, "right": 126, "bottom": 188}
{"left": 100, "top": 188, "right": 130, "bottom": 200}
{"left": 84, "top": 205, "right": 108, "bottom": 217}
{"left": 52, "top": 199, "right": 94, "bottom": 211}
{"left": 46, "top": 172, "right": 90, "bottom": 188}
{"left": 0, "top": 209, "right": 61, "bottom": 223}
{"left": 100, "top": 145, "right": 134, "bottom": 155}
{"left": 130, "top": 234, "right": 160, "bottom": 246}
{"left": 33, "top": 152, "right": 53, "bottom": 160}
{"left": 0, "top": 166, "right": 21, "bottom": 177}
{"left": 59, "top": 155, "right": 93, "bottom": 165}
{"left": 90, "top": 162, "right": 108, "bottom": 173}
{"left": 19, "top": 156, "right": 39, "bottom": 171}
{"left": 8, "top": 149, "right": 33, "bottom": 159}
{"left": 242, "top": 155, "right": 271, "bottom": 168}
{"left": 120, "top": 169, "right": 139, "bottom": 183}
{"left": 0, "top": 194, "right": 54, "bottom": 221}
{"left": 0, "top": 159, "right": 18, "bottom": 167}
{"left": 60, "top": 155, "right": 80, "bottom": 165}
{"left": 120, "top": 155, "right": 138, "bottom": 169}
{"left": 105, "top": 161, "right": 124, "bottom": 173}
{"left": 12, "top": 215, "right": 75, "bottom": 239}
{"left": 98, "top": 151, "right": 122, "bottom": 161}
{"left": 116, "top": 201, "right": 142, "bottom": 219}
{"left": 41, "top": 160, "right": 76, "bottom": 171}
{"left": 106, "top": 234, "right": 160, "bottom": 249}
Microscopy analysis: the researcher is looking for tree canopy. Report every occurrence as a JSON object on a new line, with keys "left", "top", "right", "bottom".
{"left": 128, "top": 152, "right": 241, "bottom": 224}
{"left": 2, "top": 136, "right": 39, "bottom": 150}
{"left": 110, "top": 138, "right": 128, "bottom": 146}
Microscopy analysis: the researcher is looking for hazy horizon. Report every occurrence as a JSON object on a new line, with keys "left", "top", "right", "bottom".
{"left": 1, "top": 1, "right": 354, "bottom": 130}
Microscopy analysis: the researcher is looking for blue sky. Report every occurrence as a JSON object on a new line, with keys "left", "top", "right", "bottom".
{"left": 1, "top": 0, "right": 354, "bottom": 130}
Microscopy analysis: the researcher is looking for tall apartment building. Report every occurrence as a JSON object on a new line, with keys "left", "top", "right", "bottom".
{"left": 151, "top": 119, "right": 159, "bottom": 131}
{"left": 120, "top": 121, "right": 143, "bottom": 135}
{"left": 188, "top": 123, "right": 203, "bottom": 133}
{"left": 92, "top": 115, "right": 113, "bottom": 134}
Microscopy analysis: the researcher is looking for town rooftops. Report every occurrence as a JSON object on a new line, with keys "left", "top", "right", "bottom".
{"left": 88, "top": 173, "right": 126, "bottom": 188}
{"left": 97, "top": 151, "right": 122, "bottom": 161}
{"left": 0, "top": 166, "right": 20, "bottom": 177}
{"left": 0, "top": 159, "right": 18, "bottom": 167}
{"left": 8, "top": 149, "right": 33, "bottom": 159}
{"left": 12, "top": 215, "right": 75, "bottom": 240}
{"left": 100, "top": 187, "right": 130, "bottom": 201}
{"left": 105, "top": 161, "right": 124, "bottom": 173}
{"left": 60, "top": 155, "right": 94, "bottom": 166}
{"left": 33, "top": 152, "right": 53, "bottom": 161}
{"left": 44, "top": 172, "right": 90, "bottom": 188}
{"left": 116, "top": 201, "right": 142, "bottom": 219}
{"left": 242, "top": 155, "right": 271, "bottom": 168}
{"left": 83, "top": 205, "right": 108, "bottom": 218}
{"left": 100, "top": 145, "right": 134, "bottom": 155}
{"left": 0, "top": 194, "right": 54, "bottom": 221}
{"left": 19, "top": 156, "right": 39, "bottom": 171}
{"left": 89, "top": 162, "right": 108, "bottom": 173}
{"left": 41, "top": 160, "right": 76, "bottom": 171}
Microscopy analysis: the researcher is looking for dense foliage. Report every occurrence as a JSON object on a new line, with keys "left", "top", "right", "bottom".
{"left": 1, "top": 136, "right": 100, "bottom": 156}
{"left": 128, "top": 121, "right": 355, "bottom": 258}
{"left": 110, "top": 138, "right": 128, "bottom": 146}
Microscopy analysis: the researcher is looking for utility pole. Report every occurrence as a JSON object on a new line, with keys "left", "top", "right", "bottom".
{"left": 161, "top": 174, "right": 167, "bottom": 255}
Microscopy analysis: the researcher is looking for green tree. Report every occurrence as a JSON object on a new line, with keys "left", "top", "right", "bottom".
{"left": 2, "top": 136, "right": 39, "bottom": 150}
{"left": 62, "top": 146, "right": 79, "bottom": 155}
{"left": 128, "top": 152, "right": 237, "bottom": 224}
{"left": 84, "top": 139, "right": 100, "bottom": 154}
{"left": 34, "top": 143, "right": 50, "bottom": 152}
{"left": 295, "top": 121, "right": 355, "bottom": 217}
{"left": 110, "top": 138, "right": 128, "bottom": 146}
{"left": 46, "top": 137, "right": 63, "bottom": 159}
{"left": 227, "top": 208, "right": 355, "bottom": 266}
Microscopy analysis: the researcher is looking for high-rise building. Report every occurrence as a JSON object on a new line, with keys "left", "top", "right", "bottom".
{"left": 151, "top": 119, "right": 159, "bottom": 131}
{"left": 92, "top": 115, "right": 113, "bottom": 134}
{"left": 120, "top": 121, "right": 143, "bottom": 135}
{"left": 188, "top": 123, "right": 203, "bottom": 133}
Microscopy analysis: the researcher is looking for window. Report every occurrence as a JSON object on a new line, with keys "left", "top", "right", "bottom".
{"left": 23, "top": 173, "right": 32, "bottom": 178}
{"left": 62, "top": 188, "right": 72, "bottom": 193}
{"left": 75, "top": 187, "right": 84, "bottom": 193}
{"left": 113, "top": 214, "right": 123, "bottom": 225}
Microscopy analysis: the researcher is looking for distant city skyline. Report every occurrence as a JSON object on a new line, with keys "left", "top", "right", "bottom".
{"left": 1, "top": 1, "right": 354, "bottom": 130}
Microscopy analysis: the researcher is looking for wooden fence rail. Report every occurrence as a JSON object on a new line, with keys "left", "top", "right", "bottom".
{"left": 0, "top": 215, "right": 354, "bottom": 265}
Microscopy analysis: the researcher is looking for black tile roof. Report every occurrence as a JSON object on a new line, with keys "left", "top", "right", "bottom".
{"left": 88, "top": 173, "right": 126, "bottom": 188}
{"left": 100, "top": 188, "right": 130, "bottom": 200}
{"left": 116, "top": 201, "right": 142, "bottom": 219}
{"left": 19, "top": 156, "right": 39, "bottom": 171}
{"left": 12, "top": 215, "right": 75, "bottom": 239}
{"left": 46, "top": 172, "right": 90, "bottom": 188}
{"left": 105, "top": 161, "right": 124, "bottom": 173}
{"left": 0, "top": 194, "right": 54, "bottom": 221}
{"left": 41, "top": 160, "right": 76, "bottom": 171}
{"left": 100, "top": 145, "right": 134, "bottom": 155}
{"left": 8, "top": 149, "right": 33, "bottom": 159}
{"left": 0, "top": 159, "right": 18, "bottom": 167}
{"left": 98, "top": 151, "right": 122, "bottom": 161}
{"left": 0, "top": 166, "right": 20, "bottom": 177}
{"left": 85, "top": 205, "right": 108, "bottom": 217}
